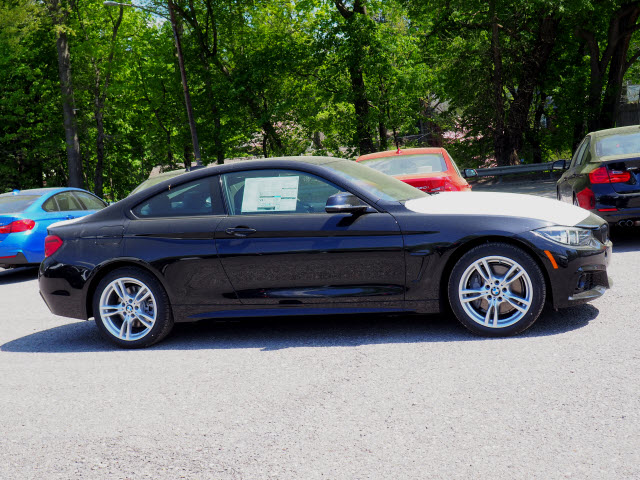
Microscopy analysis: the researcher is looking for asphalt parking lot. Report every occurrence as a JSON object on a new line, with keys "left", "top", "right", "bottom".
{"left": 1, "top": 183, "right": 639, "bottom": 479}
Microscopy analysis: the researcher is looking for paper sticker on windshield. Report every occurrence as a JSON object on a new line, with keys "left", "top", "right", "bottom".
{"left": 241, "top": 176, "right": 299, "bottom": 212}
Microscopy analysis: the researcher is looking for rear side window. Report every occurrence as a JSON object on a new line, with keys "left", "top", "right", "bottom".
{"left": 42, "top": 192, "right": 83, "bottom": 212}
{"left": 132, "top": 177, "right": 219, "bottom": 218}
{"left": 73, "top": 192, "right": 107, "bottom": 210}
{"left": 0, "top": 195, "right": 39, "bottom": 214}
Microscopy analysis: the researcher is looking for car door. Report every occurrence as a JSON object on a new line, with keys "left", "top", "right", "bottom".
{"left": 215, "top": 168, "right": 406, "bottom": 307}
{"left": 124, "top": 176, "right": 240, "bottom": 308}
{"left": 559, "top": 138, "right": 589, "bottom": 201}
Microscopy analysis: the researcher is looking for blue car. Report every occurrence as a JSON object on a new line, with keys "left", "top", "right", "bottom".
{"left": 0, "top": 187, "right": 107, "bottom": 268}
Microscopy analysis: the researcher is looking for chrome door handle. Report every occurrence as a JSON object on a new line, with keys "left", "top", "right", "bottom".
{"left": 225, "top": 227, "right": 257, "bottom": 237}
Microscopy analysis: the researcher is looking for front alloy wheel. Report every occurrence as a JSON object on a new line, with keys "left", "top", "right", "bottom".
{"left": 93, "top": 267, "right": 174, "bottom": 348}
{"left": 448, "top": 243, "right": 546, "bottom": 336}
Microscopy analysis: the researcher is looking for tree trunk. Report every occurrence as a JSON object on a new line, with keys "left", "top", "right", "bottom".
{"left": 378, "top": 121, "right": 388, "bottom": 151}
{"left": 52, "top": 10, "right": 83, "bottom": 188}
{"left": 349, "top": 65, "right": 375, "bottom": 155}
{"left": 504, "top": 15, "right": 558, "bottom": 165}
{"left": 489, "top": 0, "right": 508, "bottom": 166}
{"left": 598, "top": 5, "right": 640, "bottom": 129}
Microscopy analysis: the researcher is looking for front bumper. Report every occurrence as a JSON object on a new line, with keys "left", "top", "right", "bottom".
{"left": 519, "top": 231, "right": 612, "bottom": 309}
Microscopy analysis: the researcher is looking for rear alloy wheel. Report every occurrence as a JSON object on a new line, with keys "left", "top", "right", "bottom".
{"left": 93, "top": 267, "right": 174, "bottom": 348}
{"left": 448, "top": 243, "right": 546, "bottom": 336}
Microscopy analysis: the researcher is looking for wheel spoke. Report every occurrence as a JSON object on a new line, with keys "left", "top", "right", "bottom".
{"left": 502, "top": 264, "right": 520, "bottom": 283}
{"left": 113, "top": 280, "right": 128, "bottom": 301}
{"left": 134, "top": 288, "right": 151, "bottom": 303}
{"left": 461, "top": 289, "right": 486, "bottom": 302}
{"left": 505, "top": 269, "right": 525, "bottom": 286}
{"left": 100, "top": 305, "right": 124, "bottom": 317}
{"left": 484, "top": 302, "right": 493, "bottom": 326}
{"left": 475, "top": 260, "right": 492, "bottom": 283}
{"left": 505, "top": 294, "right": 530, "bottom": 313}
{"left": 136, "top": 313, "right": 154, "bottom": 329}
{"left": 118, "top": 319, "right": 128, "bottom": 339}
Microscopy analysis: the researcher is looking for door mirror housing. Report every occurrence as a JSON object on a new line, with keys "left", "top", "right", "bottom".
{"left": 552, "top": 159, "right": 568, "bottom": 171}
{"left": 462, "top": 168, "right": 478, "bottom": 178}
{"left": 325, "top": 192, "right": 372, "bottom": 214}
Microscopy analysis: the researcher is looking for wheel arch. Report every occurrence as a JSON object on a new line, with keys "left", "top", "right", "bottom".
{"left": 85, "top": 259, "right": 171, "bottom": 319}
{"left": 439, "top": 235, "right": 554, "bottom": 311}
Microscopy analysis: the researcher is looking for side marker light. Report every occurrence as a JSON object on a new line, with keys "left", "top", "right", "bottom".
{"left": 543, "top": 250, "right": 558, "bottom": 269}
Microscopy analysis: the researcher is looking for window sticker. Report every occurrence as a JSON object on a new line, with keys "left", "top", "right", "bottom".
{"left": 241, "top": 176, "right": 299, "bottom": 212}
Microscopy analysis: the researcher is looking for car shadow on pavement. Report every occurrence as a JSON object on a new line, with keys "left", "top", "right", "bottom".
{"left": 0, "top": 267, "right": 38, "bottom": 285}
{"left": 1, "top": 304, "right": 600, "bottom": 353}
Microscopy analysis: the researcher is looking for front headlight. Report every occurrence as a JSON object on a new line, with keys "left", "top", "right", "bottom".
{"left": 533, "top": 226, "right": 598, "bottom": 247}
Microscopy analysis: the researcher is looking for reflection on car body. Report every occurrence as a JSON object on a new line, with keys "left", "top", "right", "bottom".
{"left": 357, "top": 147, "right": 473, "bottom": 193}
{"left": 39, "top": 156, "right": 611, "bottom": 348}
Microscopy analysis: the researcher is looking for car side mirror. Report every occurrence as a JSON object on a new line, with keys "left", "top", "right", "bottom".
{"left": 462, "top": 168, "right": 478, "bottom": 178}
{"left": 552, "top": 160, "right": 567, "bottom": 171}
{"left": 325, "top": 192, "right": 371, "bottom": 214}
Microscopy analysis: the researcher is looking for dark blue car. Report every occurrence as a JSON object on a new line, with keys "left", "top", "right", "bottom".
{"left": 0, "top": 187, "right": 107, "bottom": 268}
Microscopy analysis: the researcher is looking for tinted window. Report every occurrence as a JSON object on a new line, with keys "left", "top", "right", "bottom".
{"left": 359, "top": 153, "right": 447, "bottom": 176}
{"left": 132, "top": 178, "right": 216, "bottom": 218}
{"left": 42, "top": 197, "right": 59, "bottom": 212}
{"left": 47, "top": 192, "right": 83, "bottom": 212}
{"left": 74, "top": 192, "right": 107, "bottom": 210}
{"left": 577, "top": 140, "right": 591, "bottom": 166}
{"left": 221, "top": 170, "right": 342, "bottom": 215}
{"left": 0, "top": 195, "right": 39, "bottom": 214}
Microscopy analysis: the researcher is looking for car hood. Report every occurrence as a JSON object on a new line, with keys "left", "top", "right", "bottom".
{"left": 404, "top": 192, "right": 590, "bottom": 226}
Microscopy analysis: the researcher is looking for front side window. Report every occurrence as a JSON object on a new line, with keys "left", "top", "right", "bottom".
{"left": 221, "top": 170, "right": 342, "bottom": 215}
{"left": 577, "top": 140, "right": 591, "bottom": 166}
{"left": 570, "top": 139, "right": 588, "bottom": 169}
{"left": 132, "top": 178, "right": 217, "bottom": 218}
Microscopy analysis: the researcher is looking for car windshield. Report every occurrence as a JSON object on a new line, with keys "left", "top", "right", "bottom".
{"left": 596, "top": 132, "right": 640, "bottom": 156}
{"left": 328, "top": 159, "right": 427, "bottom": 202}
{"left": 358, "top": 153, "right": 447, "bottom": 176}
{"left": 0, "top": 195, "right": 39, "bottom": 214}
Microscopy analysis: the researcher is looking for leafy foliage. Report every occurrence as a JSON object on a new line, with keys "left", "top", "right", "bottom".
{"left": 1, "top": 0, "right": 639, "bottom": 196}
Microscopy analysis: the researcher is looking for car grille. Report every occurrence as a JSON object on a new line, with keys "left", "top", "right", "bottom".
{"left": 574, "top": 271, "right": 608, "bottom": 294}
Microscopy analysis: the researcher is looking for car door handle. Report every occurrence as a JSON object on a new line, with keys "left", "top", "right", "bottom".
{"left": 65, "top": 215, "right": 75, "bottom": 220}
{"left": 225, "top": 226, "right": 257, "bottom": 237}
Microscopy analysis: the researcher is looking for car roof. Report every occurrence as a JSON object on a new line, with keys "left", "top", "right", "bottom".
{"left": 0, "top": 187, "right": 79, "bottom": 197}
{"left": 356, "top": 147, "right": 446, "bottom": 161}
{"left": 590, "top": 125, "right": 640, "bottom": 139}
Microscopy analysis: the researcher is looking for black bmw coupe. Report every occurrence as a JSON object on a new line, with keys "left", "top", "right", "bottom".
{"left": 39, "top": 157, "right": 612, "bottom": 348}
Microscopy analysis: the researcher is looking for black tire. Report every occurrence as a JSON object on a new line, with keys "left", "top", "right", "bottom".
{"left": 92, "top": 267, "right": 174, "bottom": 348}
{"left": 573, "top": 194, "right": 580, "bottom": 207}
{"left": 447, "top": 242, "right": 546, "bottom": 337}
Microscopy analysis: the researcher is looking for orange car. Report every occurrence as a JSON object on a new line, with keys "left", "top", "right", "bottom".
{"left": 356, "top": 147, "right": 474, "bottom": 193}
